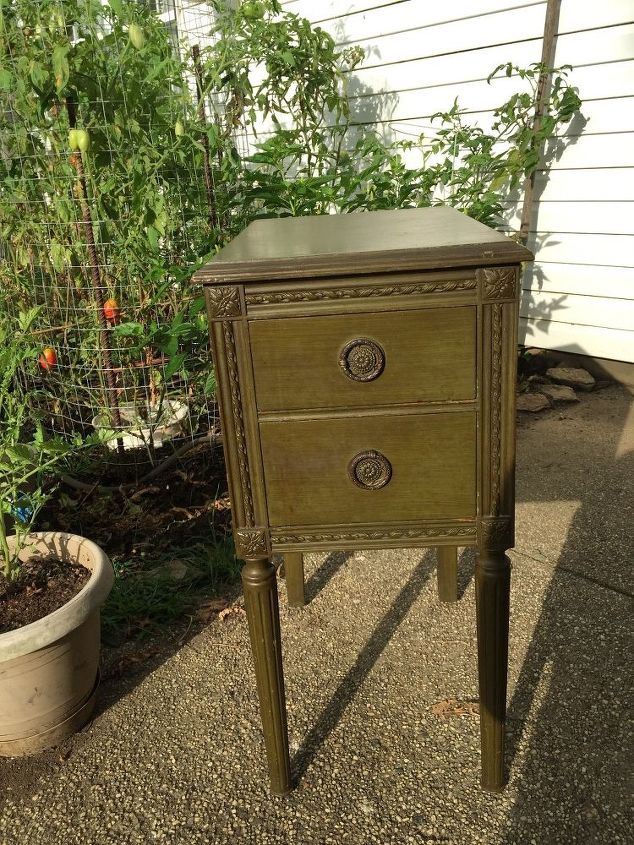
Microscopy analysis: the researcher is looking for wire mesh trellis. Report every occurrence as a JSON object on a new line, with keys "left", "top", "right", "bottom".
{"left": 0, "top": 0, "right": 249, "bottom": 477}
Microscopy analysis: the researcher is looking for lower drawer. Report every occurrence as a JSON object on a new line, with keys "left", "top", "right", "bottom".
{"left": 259, "top": 411, "right": 476, "bottom": 527}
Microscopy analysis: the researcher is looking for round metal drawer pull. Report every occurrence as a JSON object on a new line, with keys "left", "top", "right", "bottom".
{"left": 348, "top": 450, "right": 392, "bottom": 490}
{"left": 339, "top": 337, "right": 385, "bottom": 382}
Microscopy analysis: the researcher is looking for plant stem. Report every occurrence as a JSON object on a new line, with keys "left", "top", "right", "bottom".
{"left": 65, "top": 98, "right": 124, "bottom": 451}
{"left": 192, "top": 44, "right": 219, "bottom": 232}
{"left": 0, "top": 513, "right": 14, "bottom": 580}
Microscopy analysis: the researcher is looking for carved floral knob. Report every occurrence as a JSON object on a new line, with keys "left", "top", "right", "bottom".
{"left": 339, "top": 337, "right": 385, "bottom": 382}
{"left": 348, "top": 450, "right": 392, "bottom": 490}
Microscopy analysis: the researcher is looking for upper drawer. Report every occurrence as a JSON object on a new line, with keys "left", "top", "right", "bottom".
{"left": 249, "top": 306, "right": 476, "bottom": 412}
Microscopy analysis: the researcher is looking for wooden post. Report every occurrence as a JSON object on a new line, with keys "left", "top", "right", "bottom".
{"left": 66, "top": 97, "right": 123, "bottom": 450}
{"left": 518, "top": 0, "right": 562, "bottom": 244}
{"left": 191, "top": 44, "right": 219, "bottom": 232}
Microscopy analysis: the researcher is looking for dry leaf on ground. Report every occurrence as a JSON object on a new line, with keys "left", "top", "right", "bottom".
{"left": 196, "top": 597, "right": 230, "bottom": 622}
{"left": 105, "top": 645, "right": 163, "bottom": 678}
{"left": 430, "top": 698, "right": 480, "bottom": 718}
{"left": 218, "top": 605, "right": 246, "bottom": 622}
{"left": 210, "top": 495, "right": 231, "bottom": 511}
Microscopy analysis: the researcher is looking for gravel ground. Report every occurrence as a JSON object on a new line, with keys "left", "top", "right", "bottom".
{"left": 1, "top": 385, "right": 632, "bottom": 845}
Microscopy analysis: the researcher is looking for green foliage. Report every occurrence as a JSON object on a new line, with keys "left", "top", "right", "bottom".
{"left": 0, "top": 310, "right": 101, "bottom": 578}
{"left": 195, "top": 2, "right": 580, "bottom": 229}
{"left": 199, "top": 0, "right": 367, "bottom": 226}
{"left": 0, "top": 0, "right": 581, "bottom": 471}
{"left": 101, "top": 533, "right": 240, "bottom": 643}
{"left": 2, "top": 0, "right": 205, "bottom": 279}
{"left": 0, "top": 0, "right": 216, "bottom": 437}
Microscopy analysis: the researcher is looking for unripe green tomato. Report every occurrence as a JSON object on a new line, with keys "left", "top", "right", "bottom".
{"left": 76, "top": 129, "right": 90, "bottom": 153}
{"left": 174, "top": 119, "right": 185, "bottom": 138}
{"left": 129, "top": 23, "right": 145, "bottom": 50}
{"left": 68, "top": 129, "right": 79, "bottom": 150}
{"left": 242, "top": 2, "right": 264, "bottom": 20}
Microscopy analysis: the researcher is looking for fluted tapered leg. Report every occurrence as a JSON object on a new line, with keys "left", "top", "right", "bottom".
{"left": 242, "top": 556, "right": 292, "bottom": 795}
{"left": 475, "top": 550, "right": 511, "bottom": 792}
{"left": 436, "top": 546, "right": 458, "bottom": 602}
{"left": 283, "top": 552, "right": 305, "bottom": 607}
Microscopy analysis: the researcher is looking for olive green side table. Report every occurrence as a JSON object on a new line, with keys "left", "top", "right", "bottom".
{"left": 193, "top": 207, "right": 533, "bottom": 795}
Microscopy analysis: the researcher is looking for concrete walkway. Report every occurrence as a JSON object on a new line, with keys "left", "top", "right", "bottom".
{"left": 1, "top": 386, "right": 632, "bottom": 844}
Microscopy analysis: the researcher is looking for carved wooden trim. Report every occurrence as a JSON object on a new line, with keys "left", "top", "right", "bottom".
{"left": 246, "top": 278, "right": 476, "bottom": 306}
{"left": 223, "top": 321, "right": 255, "bottom": 526}
{"left": 478, "top": 267, "right": 516, "bottom": 301}
{"left": 235, "top": 528, "right": 269, "bottom": 558}
{"left": 270, "top": 526, "right": 477, "bottom": 545}
{"left": 207, "top": 285, "right": 242, "bottom": 318}
{"left": 478, "top": 517, "right": 512, "bottom": 552}
{"left": 490, "top": 304, "right": 503, "bottom": 515}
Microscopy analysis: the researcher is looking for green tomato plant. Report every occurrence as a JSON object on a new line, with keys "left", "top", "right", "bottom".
{"left": 0, "top": 0, "right": 581, "bottom": 478}
{"left": 0, "top": 309, "right": 101, "bottom": 580}
{"left": 203, "top": 1, "right": 580, "bottom": 227}
{"left": 0, "top": 0, "right": 217, "bottom": 444}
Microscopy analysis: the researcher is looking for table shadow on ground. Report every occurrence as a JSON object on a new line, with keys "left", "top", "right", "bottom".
{"left": 292, "top": 553, "right": 435, "bottom": 783}
{"left": 502, "top": 384, "right": 633, "bottom": 842}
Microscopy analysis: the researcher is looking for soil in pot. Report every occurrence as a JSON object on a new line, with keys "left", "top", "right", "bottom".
{"left": 0, "top": 558, "right": 90, "bottom": 634}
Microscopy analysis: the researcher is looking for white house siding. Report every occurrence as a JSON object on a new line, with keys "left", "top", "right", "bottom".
{"left": 280, "top": 0, "right": 634, "bottom": 363}
{"left": 156, "top": 1, "right": 216, "bottom": 53}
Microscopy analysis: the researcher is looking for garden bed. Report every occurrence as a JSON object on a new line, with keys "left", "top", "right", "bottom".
{"left": 47, "top": 439, "right": 230, "bottom": 556}
{"left": 42, "top": 441, "right": 240, "bottom": 645}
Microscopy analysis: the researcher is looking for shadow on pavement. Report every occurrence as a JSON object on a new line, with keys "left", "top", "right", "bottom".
{"left": 293, "top": 553, "right": 434, "bottom": 783}
{"left": 304, "top": 551, "right": 353, "bottom": 604}
{"left": 503, "top": 384, "right": 633, "bottom": 842}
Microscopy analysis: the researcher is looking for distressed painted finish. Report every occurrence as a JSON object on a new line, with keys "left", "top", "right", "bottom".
{"left": 199, "top": 207, "right": 531, "bottom": 795}
{"left": 192, "top": 207, "right": 531, "bottom": 285}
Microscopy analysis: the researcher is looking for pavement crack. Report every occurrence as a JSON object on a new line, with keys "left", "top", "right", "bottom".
{"left": 513, "top": 549, "right": 633, "bottom": 598}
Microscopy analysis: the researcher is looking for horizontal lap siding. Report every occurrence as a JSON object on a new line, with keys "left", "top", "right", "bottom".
{"left": 279, "top": 0, "right": 634, "bottom": 363}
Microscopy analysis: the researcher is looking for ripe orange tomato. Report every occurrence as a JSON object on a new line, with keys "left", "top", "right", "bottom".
{"left": 39, "top": 347, "right": 57, "bottom": 370}
{"left": 103, "top": 298, "right": 121, "bottom": 325}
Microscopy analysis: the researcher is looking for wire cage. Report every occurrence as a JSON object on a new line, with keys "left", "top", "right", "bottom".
{"left": 1, "top": 0, "right": 249, "bottom": 477}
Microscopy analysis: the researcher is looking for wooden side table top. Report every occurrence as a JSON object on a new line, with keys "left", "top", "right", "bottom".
{"left": 195, "top": 207, "right": 533, "bottom": 796}
{"left": 194, "top": 206, "right": 532, "bottom": 283}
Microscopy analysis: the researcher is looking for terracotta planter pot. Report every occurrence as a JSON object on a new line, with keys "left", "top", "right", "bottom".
{"left": 0, "top": 532, "right": 113, "bottom": 756}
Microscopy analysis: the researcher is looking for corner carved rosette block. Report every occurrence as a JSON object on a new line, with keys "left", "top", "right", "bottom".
{"left": 477, "top": 267, "right": 517, "bottom": 302}
{"left": 206, "top": 285, "right": 242, "bottom": 318}
{"left": 235, "top": 528, "right": 269, "bottom": 559}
